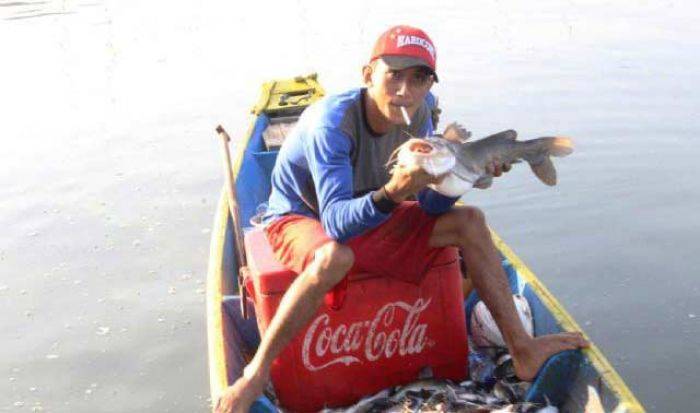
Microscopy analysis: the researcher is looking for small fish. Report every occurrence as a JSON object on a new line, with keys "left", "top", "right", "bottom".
{"left": 320, "top": 389, "right": 391, "bottom": 413}
{"left": 323, "top": 372, "right": 554, "bottom": 413}
{"left": 390, "top": 123, "right": 574, "bottom": 197}
{"left": 389, "top": 379, "right": 454, "bottom": 402}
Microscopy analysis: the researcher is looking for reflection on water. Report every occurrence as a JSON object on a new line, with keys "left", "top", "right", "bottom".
{"left": 0, "top": 0, "right": 94, "bottom": 20}
{"left": 5, "top": 11, "right": 75, "bottom": 20}
{"left": 1, "top": 0, "right": 699, "bottom": 411}
{"left": 0, "top": 1, "right": 48, "bottom": 7}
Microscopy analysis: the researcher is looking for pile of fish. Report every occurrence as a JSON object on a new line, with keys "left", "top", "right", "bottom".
{"left": 318, "top": 348, "right": 556, "bottom": 413}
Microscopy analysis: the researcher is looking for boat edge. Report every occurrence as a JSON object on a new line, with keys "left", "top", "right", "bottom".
{"left": 490, "top": 230, "right": 645, "bottom": 413}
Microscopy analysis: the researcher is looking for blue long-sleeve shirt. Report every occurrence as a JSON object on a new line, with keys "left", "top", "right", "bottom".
{"left": 263, "top": 88, "right": 458, "bottom": 243}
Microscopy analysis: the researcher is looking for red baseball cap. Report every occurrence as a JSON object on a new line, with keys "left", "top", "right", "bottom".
{"left": 370, "top": 25, "right": 438, "bottom": 82}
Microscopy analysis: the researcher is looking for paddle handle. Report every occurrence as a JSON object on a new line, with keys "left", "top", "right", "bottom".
{"left": 216, "top": 125, "right": 249, "bottom": 319}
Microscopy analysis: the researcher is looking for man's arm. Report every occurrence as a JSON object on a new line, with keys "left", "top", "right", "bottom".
{"left": 304, "top": 127, "right": 390, "bottom": 242}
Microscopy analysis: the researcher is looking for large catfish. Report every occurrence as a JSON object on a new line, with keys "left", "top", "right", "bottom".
{"left": 391, "top": 123, "right": 574, "bottom": 197}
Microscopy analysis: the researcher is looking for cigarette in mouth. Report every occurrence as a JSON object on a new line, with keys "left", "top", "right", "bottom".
{"left": 400, "top": 106, "right": 411, "bottom": 126}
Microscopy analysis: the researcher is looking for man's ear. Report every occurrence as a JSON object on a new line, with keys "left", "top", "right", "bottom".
{"left": 362, "top": 65, "right": 373, "bottom": 86}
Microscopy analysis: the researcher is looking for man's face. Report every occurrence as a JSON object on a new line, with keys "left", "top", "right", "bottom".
{"left": 364, "top": 59, "right": 435, "bottom": 126}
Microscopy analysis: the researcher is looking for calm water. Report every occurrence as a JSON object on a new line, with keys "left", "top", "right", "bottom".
{"left": 1, "top": 0, "right": 699, "bottom": 411}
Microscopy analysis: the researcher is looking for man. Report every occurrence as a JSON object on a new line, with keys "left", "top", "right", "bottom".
{"left": 216, "top": 25, "right": 588, "bottom": 413}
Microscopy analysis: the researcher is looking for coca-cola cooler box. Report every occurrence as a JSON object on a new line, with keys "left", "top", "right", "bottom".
{"left": 243, "top": 228, "right": 468, "bottom": 412}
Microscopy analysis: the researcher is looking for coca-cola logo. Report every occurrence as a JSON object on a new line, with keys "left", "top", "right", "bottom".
{"left": 301, "top": 298, "right": 433, "bottom": 371}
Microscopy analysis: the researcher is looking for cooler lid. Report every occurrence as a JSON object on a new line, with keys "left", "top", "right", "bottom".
{"left": 244, "top": 228, "right": 458, "bottom": 296}
{"left": 245, "top": 228, "right": 295, "bottom": 295}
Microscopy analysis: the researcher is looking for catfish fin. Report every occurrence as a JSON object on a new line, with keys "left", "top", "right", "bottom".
{"left": 530, "top": 157, "right": 557, "bottom": 186}
{"left": 544, "top": 136, "right": 574, "bottom": 157}
{"left": 442, "top": 122, "right": 472, "bottom": 143}
{"left": 474, "top": 175, "right": 493, "bottom": 189}
{"left": 481, "top": 129, "right": 517, "bottom": 144}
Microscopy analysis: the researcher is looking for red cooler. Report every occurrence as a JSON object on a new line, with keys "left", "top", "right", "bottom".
{"left": 244, "top": 228, "right": 468, "bottom": 412}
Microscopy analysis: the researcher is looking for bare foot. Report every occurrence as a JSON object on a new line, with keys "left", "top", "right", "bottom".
{"left": 214, "top": 372, "right": 267, "bottom": 413}
{"left": 511, "top": 332, "right": 589, "bottom": 381}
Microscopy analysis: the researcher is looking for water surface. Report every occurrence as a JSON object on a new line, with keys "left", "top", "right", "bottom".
{"left": 2, "top": 0, "right": 699, "bottom": 411}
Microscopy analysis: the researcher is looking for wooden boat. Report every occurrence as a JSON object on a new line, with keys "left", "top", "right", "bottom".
{"left": 206, "top": 74, "right": 645, "bottom": 413}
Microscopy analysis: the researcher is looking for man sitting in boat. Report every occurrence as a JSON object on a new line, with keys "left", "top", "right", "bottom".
{"left": 216, "top": 25, "right": 588, "bottom": 413}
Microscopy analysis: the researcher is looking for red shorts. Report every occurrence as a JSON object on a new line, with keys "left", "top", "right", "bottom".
{"left": 264, "top": 202, "right": 445, "bottom": 308}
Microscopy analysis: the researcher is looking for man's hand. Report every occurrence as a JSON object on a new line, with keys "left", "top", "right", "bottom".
{"left": 385, "top": 163, "right": 446, "bottom": 202}
{"left": 486, "top": 157, "right": 512, "bottom": 177}
{"left": 214, "top": 371, "right": 267, "bottom": 413}
{"left": 474, "top": 157, "right": 513, "bottom": 189}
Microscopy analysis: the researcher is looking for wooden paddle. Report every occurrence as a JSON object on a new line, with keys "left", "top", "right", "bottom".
{"left": 216, "top": 125, "right": 250, "bottom": 319}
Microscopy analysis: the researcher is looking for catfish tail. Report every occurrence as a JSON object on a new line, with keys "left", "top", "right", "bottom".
{"left": 546, "top": 136, "right": 574, "bottom": 157}
{"left": 520, "top": 137, "right": 574, "bottom": 186}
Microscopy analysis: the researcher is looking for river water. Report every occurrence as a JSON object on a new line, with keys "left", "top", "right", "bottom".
{"left": 1, "top": 0, "right": 698, "bottom": 411}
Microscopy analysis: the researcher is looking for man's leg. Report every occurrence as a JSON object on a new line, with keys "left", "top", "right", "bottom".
{"left": 429, "top": 206, "right": 589, "bottom": 381}
{"left": 215, "top": 242, "right": 354, "bottom": 413}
